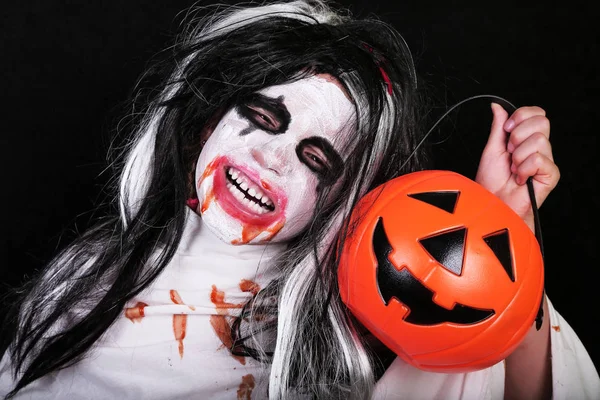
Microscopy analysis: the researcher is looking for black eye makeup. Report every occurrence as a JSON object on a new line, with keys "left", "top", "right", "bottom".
{"left": 237, "top": 93, "right": 291, "bottom": 134}
{"left": 296, "top": 137, "right": 344, "bottom": 185}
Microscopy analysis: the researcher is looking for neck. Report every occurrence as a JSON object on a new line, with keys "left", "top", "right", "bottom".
{"left": 180, "top": 208, "right": 287, "bottom": 262}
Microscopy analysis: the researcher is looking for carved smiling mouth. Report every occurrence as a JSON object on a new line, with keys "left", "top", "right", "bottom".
{"left": 225, "top": 167, "right": 275, "bottom": 214}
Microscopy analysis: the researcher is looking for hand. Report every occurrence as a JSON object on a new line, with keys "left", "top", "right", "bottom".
{"left": 475, "top": 104, "right": 560, "bottom": 230}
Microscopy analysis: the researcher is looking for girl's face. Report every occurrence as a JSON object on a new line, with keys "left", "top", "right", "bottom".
{"left": 194, "top": 74, "right": 356, "bottom": 244}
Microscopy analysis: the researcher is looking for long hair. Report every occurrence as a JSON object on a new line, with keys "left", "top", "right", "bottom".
{"left": 1, "top": 1, "right": 430, "bottom": 398}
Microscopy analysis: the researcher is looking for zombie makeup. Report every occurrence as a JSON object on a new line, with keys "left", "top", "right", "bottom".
{"left": 195, "top": 74, "right": 356, "bottom": 245}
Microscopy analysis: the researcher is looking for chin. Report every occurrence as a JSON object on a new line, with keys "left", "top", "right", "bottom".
{"left": 201, "top": 204, "right": 288, "bottom": 245}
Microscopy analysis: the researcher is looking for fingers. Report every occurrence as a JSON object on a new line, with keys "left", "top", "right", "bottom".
{"left": 504, "top": 106, "right": 547, "bottom": 132}
{"left": 484, "top": 103, "right": 510, "bottom": 154}
{"left": 510, "top": 132, "right": 554, "bottom": 168}
{"left": 507, "top": 114, "right": 551, "bottom": 153}
{"left": 512, "top": 150, "right": 560, "bottom": 191}
{"left": 505, "top": 106, "right": 559, "bottom": 190}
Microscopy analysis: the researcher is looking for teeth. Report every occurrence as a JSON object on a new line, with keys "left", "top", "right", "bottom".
{"left": 226, "top": 167, "right": 275, "bottom": 212}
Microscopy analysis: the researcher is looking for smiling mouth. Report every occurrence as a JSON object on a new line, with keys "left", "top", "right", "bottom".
{"left": 225, "top": 167, "right": 275, "bottom": 214}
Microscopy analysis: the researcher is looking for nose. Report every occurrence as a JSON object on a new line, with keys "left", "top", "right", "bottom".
{"left": 250, "top": 140, "right": 295, "bottom": 176}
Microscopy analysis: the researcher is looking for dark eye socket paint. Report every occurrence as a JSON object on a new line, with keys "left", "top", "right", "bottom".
{"left": 237, "top": 93, "right": 291, "bottom": 134}
{"left": 296, "top": 137, "right": 344, "bottom": 185}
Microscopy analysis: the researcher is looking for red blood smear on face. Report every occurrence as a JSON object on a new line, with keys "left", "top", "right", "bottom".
{"left": 201, "top": 187, "right": 215, "bottom": 213}
{"left": 262, "top": 219, "right": 285, "bottom": 242}
{"left": 231, "top": 224, "right": 264, "bottom": 245}
{"left": 198, "top": 157, "right": 220, "bottom": 214}
{"left": 231, "top": 219, "right": 285, "bottom": 245}
{"left": 198, "top": 158, "right": 220, "bottom": 188}
{"left": 260, "top": 180, "right": 271, "bottom": 191}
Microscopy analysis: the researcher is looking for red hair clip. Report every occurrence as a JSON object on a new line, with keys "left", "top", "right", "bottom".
{"left": 361, "top": 43, "right": 393, "bottom": 95}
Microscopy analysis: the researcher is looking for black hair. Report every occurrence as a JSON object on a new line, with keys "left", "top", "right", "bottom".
{"left": 1, "top": 2, "right": 431, "bottom": 398}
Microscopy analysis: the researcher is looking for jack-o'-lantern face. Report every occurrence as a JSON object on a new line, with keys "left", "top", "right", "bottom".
{"left": 338, "top": 170, "right": 544, "bottom": 373}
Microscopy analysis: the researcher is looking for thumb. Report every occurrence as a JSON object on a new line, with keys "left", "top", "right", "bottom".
{"left": 484, "top": 102, "right": 510, "bottom": 154}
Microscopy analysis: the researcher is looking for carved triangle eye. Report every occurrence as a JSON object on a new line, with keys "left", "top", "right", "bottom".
{"left": 483, "top": 229, "right": 515, "bottom": 282}
{"left": 408, "top": 191, "right": 460, "bottom": 214}
{"left": 419, "top": 228, "right": 467, "bottom": 276}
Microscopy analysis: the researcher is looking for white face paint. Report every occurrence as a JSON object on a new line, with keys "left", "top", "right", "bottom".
{"left": 194, "top": 74, "right": 356, "bottom": 244}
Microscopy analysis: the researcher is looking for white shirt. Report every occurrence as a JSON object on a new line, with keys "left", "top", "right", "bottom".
{"left": 1, "top": 211, "right": 599, "bottom": 399}
{"left": 1, "top": 210, "right": 284, "bottom": 399}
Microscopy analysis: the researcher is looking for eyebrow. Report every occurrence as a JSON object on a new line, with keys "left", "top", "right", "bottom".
{"left": 238, "top": 93, "right": 291, "bottom": 134}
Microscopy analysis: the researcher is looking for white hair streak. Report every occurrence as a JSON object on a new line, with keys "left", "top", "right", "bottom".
{"left": 270, "top": 206, "right": 374, "bottom": 398}
{"left": 12, "top": 252, "right": 101, "bottom": 373}
{"left": 267, "top": 65, "right": 397, "bottom": 398}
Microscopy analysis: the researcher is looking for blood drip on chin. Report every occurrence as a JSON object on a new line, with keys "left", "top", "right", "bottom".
{"left": 124, "top": 302, "right": 148, "bottom": 323}
{"left": 231, "top": 219, "right": 285, "bottom": 245}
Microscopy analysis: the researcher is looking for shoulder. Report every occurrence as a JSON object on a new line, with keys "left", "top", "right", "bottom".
{"left": 373, "top": 357, "right": 505, "bottom": 400}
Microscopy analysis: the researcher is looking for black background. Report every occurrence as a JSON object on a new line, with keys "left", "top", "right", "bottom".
{"left": 2, "top": 1, "right": 598, "bottom": 371}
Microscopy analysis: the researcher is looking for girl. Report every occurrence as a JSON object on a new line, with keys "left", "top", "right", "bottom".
{"left": 1, "top": 1, "right": 597, "bottom": 399}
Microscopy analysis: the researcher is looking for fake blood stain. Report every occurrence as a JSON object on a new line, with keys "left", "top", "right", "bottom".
{"left": 260, "top": 180, "right": 271, "bottom": 191}
{"left": 231, "top": 219, "right": 285, "bottom": 245}
{"left": 209, "top": 281, "right": 260, "bottom": 365}
{"left": 124, "top": 302, "right": 148, "bottom": 323}
{"left": 237, "top": 374, "right": 255, "bottom": 400}
{"left": 198, "top": 156, "right": 287, "bottom": 244}
{"left": 202, "top": 187, "right": 215, "bottom": 213}
{"left": 239, "top": 279, "right": 260, "bottom": 296}
{"left": 170, "top": 289, "right": 189, "bottom": 359}
{"left": 198, "top": 158, "right": 219, "bottom": 188}
{"left": 198, "top": 159, "right": 219, "bottom": 213}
